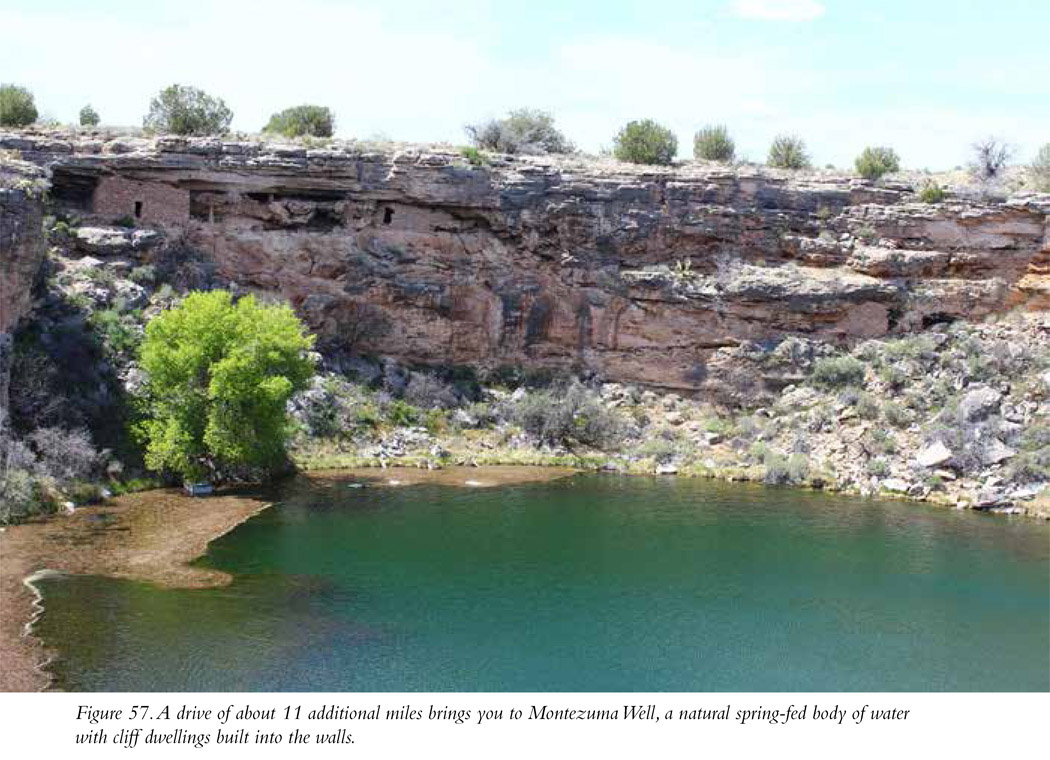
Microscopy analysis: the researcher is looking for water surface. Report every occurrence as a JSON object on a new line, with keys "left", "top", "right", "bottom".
{"left": 36, "top": 474, "right": 1050, "bottom": 691}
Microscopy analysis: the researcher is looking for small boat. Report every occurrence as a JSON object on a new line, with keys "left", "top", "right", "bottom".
{"left": 184, "top": 482, "right": 213, "bottom": 497}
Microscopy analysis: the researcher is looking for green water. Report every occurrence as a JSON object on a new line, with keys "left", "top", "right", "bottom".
{"left": 35, "top": 474, "right": 1050, "bottom": 691}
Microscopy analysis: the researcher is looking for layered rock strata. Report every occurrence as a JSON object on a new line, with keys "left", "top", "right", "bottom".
{"left": 3, "top": 129, "right": 1048, "bottom": 395}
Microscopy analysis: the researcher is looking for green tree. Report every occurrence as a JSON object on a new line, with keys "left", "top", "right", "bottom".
{"left": 79, "top": 104, "right": 100, "bottom": 127}
{"left": 0, "top": 84, "right": 38, "bottom": 127}
{"left": 693, "top": 125, "right": 735, "bottom": 162}
{"left": 137, "top": 291, "right": 315, "bottom": 482}
{"left": 854, "top": 146, "right": 900, "bottom": 180}
{"left": 143, "top": 84, "right": 233, "bottom": 136}
{"left": 264, "top": 104, "right": 335, "bottom": 138}
{"left": 768, "top": 134, "right": 810, "bottom": 170}
{"left": 613, "top": 119, "right": 677, "bottom": 165}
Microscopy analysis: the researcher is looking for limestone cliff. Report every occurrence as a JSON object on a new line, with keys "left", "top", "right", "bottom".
{"left": 3, "top": 129, "right": 1048, "bottom": 396}
{"left": 0, "top": 158, "right": 47, "bottom": 433}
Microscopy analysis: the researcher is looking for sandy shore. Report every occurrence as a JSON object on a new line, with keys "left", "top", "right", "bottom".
{"left": 0, "top": 466, "right": 575, "bottom": 692}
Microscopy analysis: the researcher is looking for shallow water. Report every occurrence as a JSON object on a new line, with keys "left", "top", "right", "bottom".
{"left": 36, "top": 474, "right": 1050, "bottom": 691}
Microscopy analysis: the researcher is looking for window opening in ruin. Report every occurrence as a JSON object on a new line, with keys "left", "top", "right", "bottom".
{"left": 383, "top": 207, "right": 394, "bottom": 225}
{"left": 134, "top": 201, "right": 143, "bottom": 219}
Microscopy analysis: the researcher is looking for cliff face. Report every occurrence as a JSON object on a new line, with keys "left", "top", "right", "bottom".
{"left": 0, "top": 159, "right": 47, "bottom": 432}
{"left": 4, "top": 130, "right": 1048, "bottom": 395}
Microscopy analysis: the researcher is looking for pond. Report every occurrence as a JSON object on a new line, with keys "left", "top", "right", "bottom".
{"left": 35, "top": 473, "right": 1050, "bottom": 691}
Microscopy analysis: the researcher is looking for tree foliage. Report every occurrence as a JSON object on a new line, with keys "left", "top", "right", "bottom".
{"left": 79, "top": 104, "right": 100, "bottom": 127}
{"left": 0, "top": 84, "right": 38, "bottom": 127}
{"left": 768, "top": 134, "right": 810, "bottom": 170}
{"left": 137, "top": 291, "right": 315, "bottom": 482}
{"left": 264, "top": 104, "right": 335, "bottom": 138}
{"left": 854, "top": 146, "right": 900, "bottom": 180}
{"left": 465, "top": 108, "right": 574, "bottom": 155}
{"left": 613, "top": 119, "right": 677, "bottom": 165}
{"left": 143, "top": 84, "right": 233, "bottom": 136}
{"left": 693, "top": 125, "right": 735, "bottom": 162}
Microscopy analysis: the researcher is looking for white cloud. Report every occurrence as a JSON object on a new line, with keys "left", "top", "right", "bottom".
{"left": 729, "top": 0, "right": 826, "bottom": 22}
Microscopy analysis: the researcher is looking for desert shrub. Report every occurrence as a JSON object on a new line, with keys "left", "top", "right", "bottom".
{"left": 513, "top": 382, "right": 626, "bottom": 450}
{"left": 1030, "top": 143, "right": 1050, "bottom": 192}
{"left": 264, "top": 105, "right": 334, "bottom": 138}
{"left": 970, "top": 137, "right": 1013, "bottom": 181}
{"left": 638, "top": 436, "right": 679, "bottom": 464}
{"left": 768, "top": 134, "right": 810, "bottom": 170}
{"left": 613, "top": 119, "right": 677, "bottom": 165}
{"left": 460, "top": 146, "right": 488, "bottom": 166}
{"left": 89, "top": 308, "right": 141, "bottom": 359}
{"left": 810, "top": 356, "right": 866, "bottom": 388}
{"left": 0, "top": 467, "right": 43, "bottom": 524}
{"left": 763, "top": 452, "right": 809, "bottom": 485}
{"left": 1005, "top": 448, "right": 1050, "bottom": 484}
{"left": 882, "top": 401, "right": 910, "bottom": 428}
{"left": 402, "top": 372, "right": 459, "bottom": 410}
{"left": 855, "top": 392, "right": 880, "bottom": 420}
{"left": 869, "top": 428, "right": 898, "bottom": 455}
{"left": 465, "top": 109, "right": 573, "bottom": 155}
{"left": 386, "top": 399, "right": 423, "bottom": 427}
{"left": 868, "top": 458, "right": 889, "bottom": 477}
{"left": 917, "top": 180, "right": 946, "bottom": 203}
{"left": 0, "top": 84, "right": 37, "bottom": 127}
{"left": 854, "top": 146, "right": 900, "bottom": 180}
{"left": 137, "top": 290, "right": 315, "bottom": 482}
{"left": 79, "top": 104, "right": 100, "bottom": 127}
{"left": 129, "top": 265, "right": 157, "bottom": 286}
{"left": 693, "top": 125, "right": 735, "bottom": 162}
{"left": 27, "top": 427, "right": 101, "bottom": 482}
{"left": 143, "top": 84, "right": 233, "bottom": 136}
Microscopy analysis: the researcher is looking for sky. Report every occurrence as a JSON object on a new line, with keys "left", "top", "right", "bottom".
{"left": 1, "top": 0, "right": 1047, "bottom": 169}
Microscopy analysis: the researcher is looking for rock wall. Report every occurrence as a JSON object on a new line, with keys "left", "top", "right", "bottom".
{"left": 0, "top": 159, "right": 47, "bottom": 433}
{"left": 4, "top": 129, "right": 1048, "bottom": 396}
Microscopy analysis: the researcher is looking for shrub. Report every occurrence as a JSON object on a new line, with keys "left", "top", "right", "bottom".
{"left": 917, "top": 180, "right": 946, "bottom": 203}
{"left": 810, "top": 356, "right": 866, "bottom": 388}
{"left": 0, "top": 467, "right": 42, "bottom": 524}
{"left": 465, "top": 109, "right": 573, "bottom": 155}
{"left": 868, "top": 458, "right": 889, "bottom": 477}
{"left": 970, "top": 137, "right": 1013, "bottom": 181}
{"left": 513, "top": 382, "right": 626, "bottom": 450}
{"left": 263, "top": 105, "right": 334, "bottom": 138}
{"left": 460, "top": 146, "right": 488, "bottom": 166}
{"left": 693, "top": 125, "right": 735, "bottom": 162}
{"left": 129, "top": 265, "right": 157, "bottom": 285}
{"left": 137, "top": 291, "right": 315, "bottom": 482}
{"left": 402, "top": 372, "right": 459, "bottom": 410}
{"left": 854, "top": 146, "right": 900, "bottom": 180}
{"left": 768, "top": 134, "right": 810, "bottom": 170}
{"left": 0, "top": 84, "right": 38, "bottom": 127}
{"left": 28, "top": 427, "right": 101, "bottom": 482}
{"left": 613, "top": 119, "right": 677, "bottom": 165}
{"left": 1030, "top": 143, "right": 1050, "bottom": 192}
{"left": 855, "top": 392, "right": 879, "bottom": 420}
{"left": 763, "top": 451, "right": 809, "bottom": 485}
{"left": 79, "top": 104, "right": 100, "bottom": 127}
{"left": 143, "top": 84, "right": 233, "bottom": 136}
{"left": 882, "top": 401, "right": 910, "bottom": 428}
{"left": 386, "top": 399, "right": 422, "bottom": 427}
{"left": 90, "top": 308, "right": 141, "bottom": 359}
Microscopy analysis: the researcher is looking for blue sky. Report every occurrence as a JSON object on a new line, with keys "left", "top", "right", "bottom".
{"left": 2, "top": 0, "right": 1047, "bottom": 168}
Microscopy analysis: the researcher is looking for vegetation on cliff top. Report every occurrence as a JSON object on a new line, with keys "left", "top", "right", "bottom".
{"left": 0, "top": 84, "right": 38, "bottom": 127}
{"left": 466, "top": 109, "right": 574, "bottom": 155}
{"left": 264, "top": 105, "right": 335, "bottom": 138}
{"left": 143, "top": 84, "right": 233, "bottom": 136}
{"left": 613, "top": 119, "right": 678, "bottom": 165}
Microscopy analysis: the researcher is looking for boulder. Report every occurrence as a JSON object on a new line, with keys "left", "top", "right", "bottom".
{"left": 957, "top": 386, "right": 1002, "bottom": 422}
{"left": 655, "top": 463, "right": 678, "bottom": 475}
{"left": 881, "top": 477, "right": 910, "bottom": 493}
{"left": 75, "top": 226, "right": 161, "bottom": 256}
{"left": 979, "top": 439, "right": 1016, "bottom": 466}
{"left": 916, "top": 440, "right": 953, "bottom": 468}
